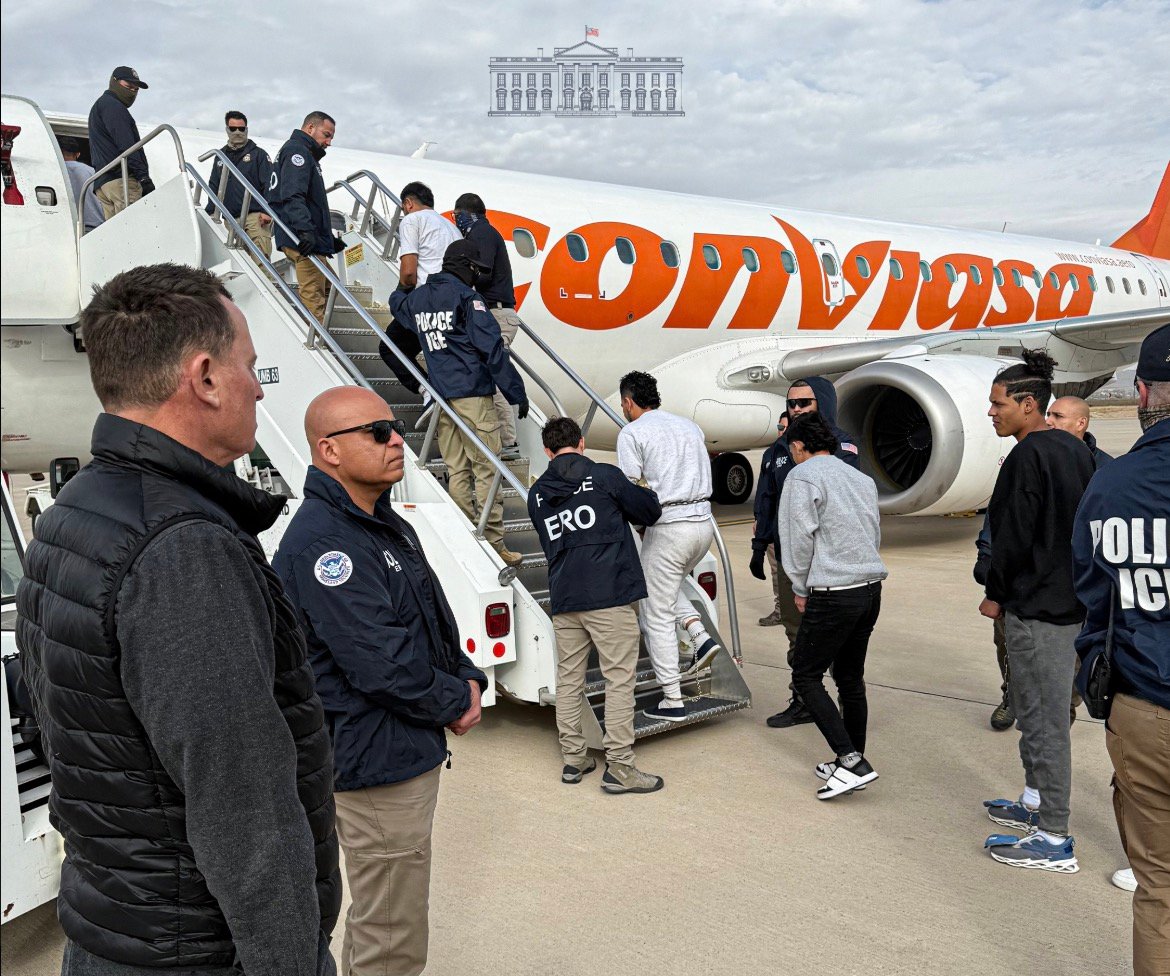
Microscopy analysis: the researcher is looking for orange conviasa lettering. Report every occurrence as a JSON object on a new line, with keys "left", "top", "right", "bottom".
{"left": 868, "top": 250, "right": 921, "bottom": 330}
{"left": 485, "top": 211, "right": 550, "bottom": 310}
{"left": 983, "top": 260, "right": 1036, "bottom": 327}
{"left": 916, "top": 253, "right": 995, "bottom": 331}
{"left": 662, "top": 234, "right": 792, "bottom": 330}
{"left": 540, "top": 222, "right": 678, "bottom": 331}
{"left": 1036, "top": 263, "right": 1094, "bottom": 320}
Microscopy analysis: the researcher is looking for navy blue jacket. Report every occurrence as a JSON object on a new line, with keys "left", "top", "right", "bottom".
{"left": 271, "top": 129, "right": 333, "bottom": 254}
{"left": 205, "top": 140, "right": 274, "bottom": 219}
{"left": 389, "top": 273, "right": 526, "bottom": 404}
{"left": 274, "top": 468, "right": 487, "bottom": 791}
{"left": 752, "top": 376, "right": 860, "bottom": 552}
{"left": 87, "top": 91, "right": 149, "bottom": 188}
{"left": 529, "top": 454, "right": 662, "bottom": 615}
{"left": 1073, "top": 419, "right": 1170, "bottom": 709}
{"left": 465, "top": 217, "right": 516, "bottom": 307}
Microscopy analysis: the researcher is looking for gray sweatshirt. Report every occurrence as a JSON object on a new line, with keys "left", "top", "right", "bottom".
{"left": 777, "top": 454, "right": 888, "bottom": 597}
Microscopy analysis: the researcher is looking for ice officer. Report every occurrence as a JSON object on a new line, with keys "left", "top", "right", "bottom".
{"left": 87, "top": 66, "right": 154, "bottom": 218}
{"left": 205, "top": 110, "right": 275, "bottom": 260}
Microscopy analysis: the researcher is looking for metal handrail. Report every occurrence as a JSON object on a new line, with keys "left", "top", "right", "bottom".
{"left": 326, "top": 170, "right": 404, "bottom": 260}
{"left": 194, "top": 149, "right": 529, "bottom": 505}
{"left": 509, "top": 350, "right": 568, "bottom": 418}
{"left": 77, "top": 124, "right": 185, "bottom": 238}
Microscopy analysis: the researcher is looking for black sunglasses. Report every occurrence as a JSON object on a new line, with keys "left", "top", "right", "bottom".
{"left": 325, "top": 419, "right": 406, "bottom": 443}
{"left": 787, "top": 397, "right": 815, "bottom": 410}
{"left": 227, "top": 124, "right": 247, "bottom": 132}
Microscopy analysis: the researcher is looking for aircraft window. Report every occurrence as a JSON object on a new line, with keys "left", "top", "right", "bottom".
{"left": 1088, "top": 274, "right": 1097, "bottom": 292}
{"left": 1069, "top": 273, "right": 1079, "bottom": 292}
{"left": 781, "top": 250, "right": 798, "bottom": 274}
{"left": 919, "top": 260, "right": 932, "bottom": 282}
{"left": 1048, "top": 271, "right": 1060, "bottom": 290}
{"left": 1032, "top": 270, "right": 1043, "bottom": 288}
{"left": 660, "top": 241, "right": 680, "bottom": 268}
{"left": 1106, "top": 276, "right": 1115, "bottom": 293}
{"left": 1139, "top": 279, "right": 1148, "bottom": 296}
{"left": 742, "top": 247, "right": 760, "bottom": 273}
{"left": 855, "top": 256, "right": 871, "bottom": 279}
{"left": 615, "top": 237, "right": 636, "bottom": 265}
{"left": 512, "top": 228, "right": 537, "bottom": 259}
{"left": 566, "top": 234, "right": 589, "bottom": 263}
{"left": 820, "top": 252, "right": 839, "bottom": 277}
{"left": 888, "top": 258, "right": 903, "bottom": 281}
{"left": 1011, "top": 269, "right": 1022, "bottom": 288}
{"left": 703, "top": 244, "right": 721, "bottom": 270}
{"left": 944, "top": 262, "right": 957, "bottom": 283}
{"left": 969, "top": 265, "right": 982, "bottom": 286}
{"left": 1123, "top": 278, "right": 1132, "bottom": 294}
{"left": 993, "top": 267, "right": 1005, "bottom": 287}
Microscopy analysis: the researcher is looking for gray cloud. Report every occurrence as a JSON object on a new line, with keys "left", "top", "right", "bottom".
{"left": 3, "top": 0, "right": 1168, "bottom": 242}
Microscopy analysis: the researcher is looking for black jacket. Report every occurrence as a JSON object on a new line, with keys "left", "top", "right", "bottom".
{"left": 87, "top": 90, "right": 149, "bottom": 188}
{"left": 1083, "top": 429, "right": 1114, "bottom": 467}
{"left": 388, "top": 272, "right": 526, "bottom": 403}
{"left": 274, "top": 468, "right": 487, "bottom": 792}
{"left": 465, "top": 216, "right": 516, "bottom": 307}
{"left": 1074, "top": 419, "right": 1170, "bottom": 709}
{"left": 271, "top": 129, "right": 332, "bottom": 254}
{"left": 15, "top": 415, "right": 340, "bottom": 969}
{"left": 985, "top": 427, "right": 1096, "bottom": 624}
{"left": 752, "top": 376, "right": 860, "bottom": 551}
{"left": 205, "top": 139, "right": 274, "bottom": 218}
{"left": 529, "top": 454, "right": 662, "bottom": 615}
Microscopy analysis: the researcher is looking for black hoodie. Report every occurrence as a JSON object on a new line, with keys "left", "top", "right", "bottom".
{"left": 752, "top": 375, "right": 860, "bottom": 552}
{"left": 528, "top": 454, "right": 662, "bottom": 614}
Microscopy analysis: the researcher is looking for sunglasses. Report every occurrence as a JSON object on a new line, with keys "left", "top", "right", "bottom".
{"left": 325, "top": 419, "right": 406, "bottom": 444}
{"left": 787, "top": 398, "right": 815, "bottom": 410}
{"left": 227, "top": 124, "right": 248, "bottom": 132}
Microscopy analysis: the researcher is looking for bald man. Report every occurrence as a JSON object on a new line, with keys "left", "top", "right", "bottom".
{"left": 273, "top": 387, "right": 488, "bottom": 976}
{"left": 1046, "top": 396, "right": 1114, "bottom": 469}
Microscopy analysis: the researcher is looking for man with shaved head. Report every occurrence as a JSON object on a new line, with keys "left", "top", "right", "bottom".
{"left": 1046, "top": 395, "right": 1114, "bottom": 469}
{"left": 274, "top": 387, "right": 488, "bottom": 976}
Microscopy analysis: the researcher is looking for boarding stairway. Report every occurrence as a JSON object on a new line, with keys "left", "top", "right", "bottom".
{"left": 75, "top": 128, "right": 750, "bottom": 745}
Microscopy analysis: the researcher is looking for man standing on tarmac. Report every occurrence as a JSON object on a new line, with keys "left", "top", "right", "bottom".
{"left": 388, "top": 239, "right": 529, "bottom": 567}
{"left": 751, "top": 377, "right": 860, "bottom": 730}
{"left": 1046, "top": 395, "right": 1115, "bottom": 467}
{"left": 205, "top": 110, "right": 275, "bottom": 260}
{"left": 453, "top": 192, "right": 526, "bottom": 460}
{"left": 272, "top": 111, "right": 346, "bottom": 323}
{"left": 529, "top": 416, "right": 665, "bottom": 794}
{"left": 17, "top": 264, "right": 340, "bottom": 975}
{"left": 617, "top": 370, "right": 722, "bottom": 724}
{"left": 275, "top": 387, "right": 488, "bottom": 976}
{"left": 87, "top": 66, "right": 154, "bottom": 218}
{"left": 1073, "top": 324, "right": 1170, "bottom": 976}
{"left": 979, "top": 350, "right": 1095, "bottom": 874}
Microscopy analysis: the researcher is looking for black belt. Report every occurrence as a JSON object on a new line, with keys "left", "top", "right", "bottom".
{"left": 489, "top": 302, "right": 515, "bottom": 309}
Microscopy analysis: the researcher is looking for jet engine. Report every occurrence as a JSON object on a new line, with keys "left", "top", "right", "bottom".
{"left": 835, "top": 351, "right": 1016, "bottom": 516}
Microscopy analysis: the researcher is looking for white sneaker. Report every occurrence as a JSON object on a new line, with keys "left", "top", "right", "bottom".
{"left": 816, "top": 757, "right": 878, "bottom": 799}
{"left": 1111, "top": 868, "right": 1137, "bottom": 892}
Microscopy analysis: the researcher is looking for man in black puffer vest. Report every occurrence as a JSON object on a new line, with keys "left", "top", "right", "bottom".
{"left": 16, "top": 264, "right": 340, "bottom": 975}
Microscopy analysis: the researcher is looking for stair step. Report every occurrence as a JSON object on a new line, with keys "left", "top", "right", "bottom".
{"left": 624, "top": 696, "right": 751, "bottom": 738}
{"left": 331, "top": 328, "right": 385, "bottom": 354}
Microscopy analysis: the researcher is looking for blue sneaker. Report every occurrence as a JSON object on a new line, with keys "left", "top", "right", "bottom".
{"left": 984, "top": 797, "right": 1040, "bottom": 831}
{"left": 984, "top": 832, "right": 1079, "bottom": 873}
{"left": 687, "top": 637, "right": 721, "bottom": 673}
{"left": 643, "top": 699, "right": 688, "bottom": 723}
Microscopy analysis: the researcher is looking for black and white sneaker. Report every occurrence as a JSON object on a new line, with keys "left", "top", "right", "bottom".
{"left": 816, "top": 757, "right": 878, "bottom": 799}
{"left": 815, "top": 761, "right": 867, "bottom": 791}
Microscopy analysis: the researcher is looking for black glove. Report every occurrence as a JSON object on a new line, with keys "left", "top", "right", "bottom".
{"left": 749, "top": 550, "right": 767, "bottom": 581}
{"left": 297, "top": 232, "right": 315, "bottom": 256}
{"left": 516, "top": 400, "right": 529, "bottom": 420}
{"left": 139, "top": 177, "right": 155, "bottom": 196}
{"left": 333, "top": 236, "right": 347, "bottom": 254}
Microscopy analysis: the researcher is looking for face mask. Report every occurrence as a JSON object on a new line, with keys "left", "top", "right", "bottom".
{"left": 1138, "top": 403, "right": 1170, "bottom": 431}
{"left": 454, "top": 211, "right": 478, "bottom": 236}
{"left": 110, "top": 81, "right": 138, "bottom": 107}
{"left": 226, "top": 128, "right": 248, "bottom": 149}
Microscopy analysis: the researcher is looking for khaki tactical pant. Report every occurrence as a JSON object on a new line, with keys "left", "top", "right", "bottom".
{"left": 334, "top": 765, "right": 442, "bottom": 976}
{"left": 436, "top": 395, "right": 504, "bottom": 548}
{"left": 241, "top": 212, "right": 273, "bottom": 261}
{"left": 95, "top": 177, "right": 142, "bottom": 219}
{"left": 283, "top": 247, "right": 329, "bottom": 323}
{"left": 489, "top": 306, "right": 522, "bottom": 446}
{"left": 1106, "top": 693, "right": 1170, "bottom": 976}
{"left": 553, "top": 604, "right": 640, "bottom": 768}
{"left": 767, "top": 544, "right": 801, "bottom": 657}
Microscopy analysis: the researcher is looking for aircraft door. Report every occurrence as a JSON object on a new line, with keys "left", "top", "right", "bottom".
{"left": 1131, "top": 253, "right": 1169, "bottom": 304}
{"left": 811, "top": 238, "right": 845, "bottom": 307}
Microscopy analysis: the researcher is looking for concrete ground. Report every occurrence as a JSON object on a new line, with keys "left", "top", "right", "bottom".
{"left": 2, "top": 415, "right": 1140, "bottom": 976}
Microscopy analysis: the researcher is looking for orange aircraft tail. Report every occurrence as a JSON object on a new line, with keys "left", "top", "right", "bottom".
{"left": 1112, "top": 161, "right": 1170, "bottom": 259}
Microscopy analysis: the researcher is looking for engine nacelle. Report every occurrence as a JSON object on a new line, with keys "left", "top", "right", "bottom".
{"left": 835, "top": 351, "right": 1016, "bottom": 516}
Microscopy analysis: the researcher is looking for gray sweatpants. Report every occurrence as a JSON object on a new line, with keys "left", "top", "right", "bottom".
{"left": 1003, "top": 611, "right": 1079, "bottom": 835}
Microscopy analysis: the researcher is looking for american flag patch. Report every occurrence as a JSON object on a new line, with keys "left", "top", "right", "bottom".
{"left": 472, "top": 300, "right": 486, "bottom": 312}
{"left": 841, "top": 442, "right": 859, "bottom": 454}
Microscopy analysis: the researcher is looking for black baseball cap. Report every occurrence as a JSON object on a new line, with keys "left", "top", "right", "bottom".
{"left": 1137, "top": 323, "right": 1170, "bottom": 382}
{"left": 111, "top": 66, "right": 149, "bottom": 89}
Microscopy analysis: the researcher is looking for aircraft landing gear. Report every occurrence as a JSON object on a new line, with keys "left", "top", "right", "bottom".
{"left": 710, "top": 452, "right": 753, "bottom": 506}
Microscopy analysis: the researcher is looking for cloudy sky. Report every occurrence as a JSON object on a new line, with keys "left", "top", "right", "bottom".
{"left": 3, "top": 0, "right": 1168, "bottom": 244}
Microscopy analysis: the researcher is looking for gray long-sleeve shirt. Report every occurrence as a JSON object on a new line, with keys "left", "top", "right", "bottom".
{"left": 777, "top": 454, "right": 888, "bottom": 597}
{"left": 118, "top": 521, "right": 325, "bottom": 976}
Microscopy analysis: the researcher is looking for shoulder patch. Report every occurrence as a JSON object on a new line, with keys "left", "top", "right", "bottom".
{"left": 290, "top": 153, "right": 306, "bottom": 167}
{"left": 242, "top": 153, "right": 251, "bottom": 163}
{"left": 314, "top": 550, "right": 353, "bottom": 586}
{"left": 841, "top": 442, "right": 859, "bottom": 454}
{"left": 472, "top": 299, "right": 486, "bottom": 312}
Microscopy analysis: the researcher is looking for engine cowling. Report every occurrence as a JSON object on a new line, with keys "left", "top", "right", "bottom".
{"left": 835, "top": 351, "right": 1016, "bottom": 516}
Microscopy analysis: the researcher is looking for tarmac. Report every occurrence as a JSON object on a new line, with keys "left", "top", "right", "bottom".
{"left": 1, "top": 413, "right": 1140, "bottom": 976}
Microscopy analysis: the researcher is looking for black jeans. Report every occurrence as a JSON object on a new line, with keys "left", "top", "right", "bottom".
{"left": 790, "top": 582, "right": 882, "bottom": 757}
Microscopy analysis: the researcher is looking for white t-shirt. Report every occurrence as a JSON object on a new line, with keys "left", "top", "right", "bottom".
{"left": 617, "top": 409, "right": 712, "bottom": 523}
{"left": 398, "top": 209, "right": 461, "bottom": 283}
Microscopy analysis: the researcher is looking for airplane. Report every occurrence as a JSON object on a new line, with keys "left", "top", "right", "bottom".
{"left": 3, "top": 97, "right": 1168, "bottom": 514}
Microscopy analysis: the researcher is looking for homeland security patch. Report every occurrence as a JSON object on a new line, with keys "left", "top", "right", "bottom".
{"left": 314, "top": 550, "right": 353, "bottom": 586}
{"left": 291, "top": 153, "right": 306, "bottom": 167}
